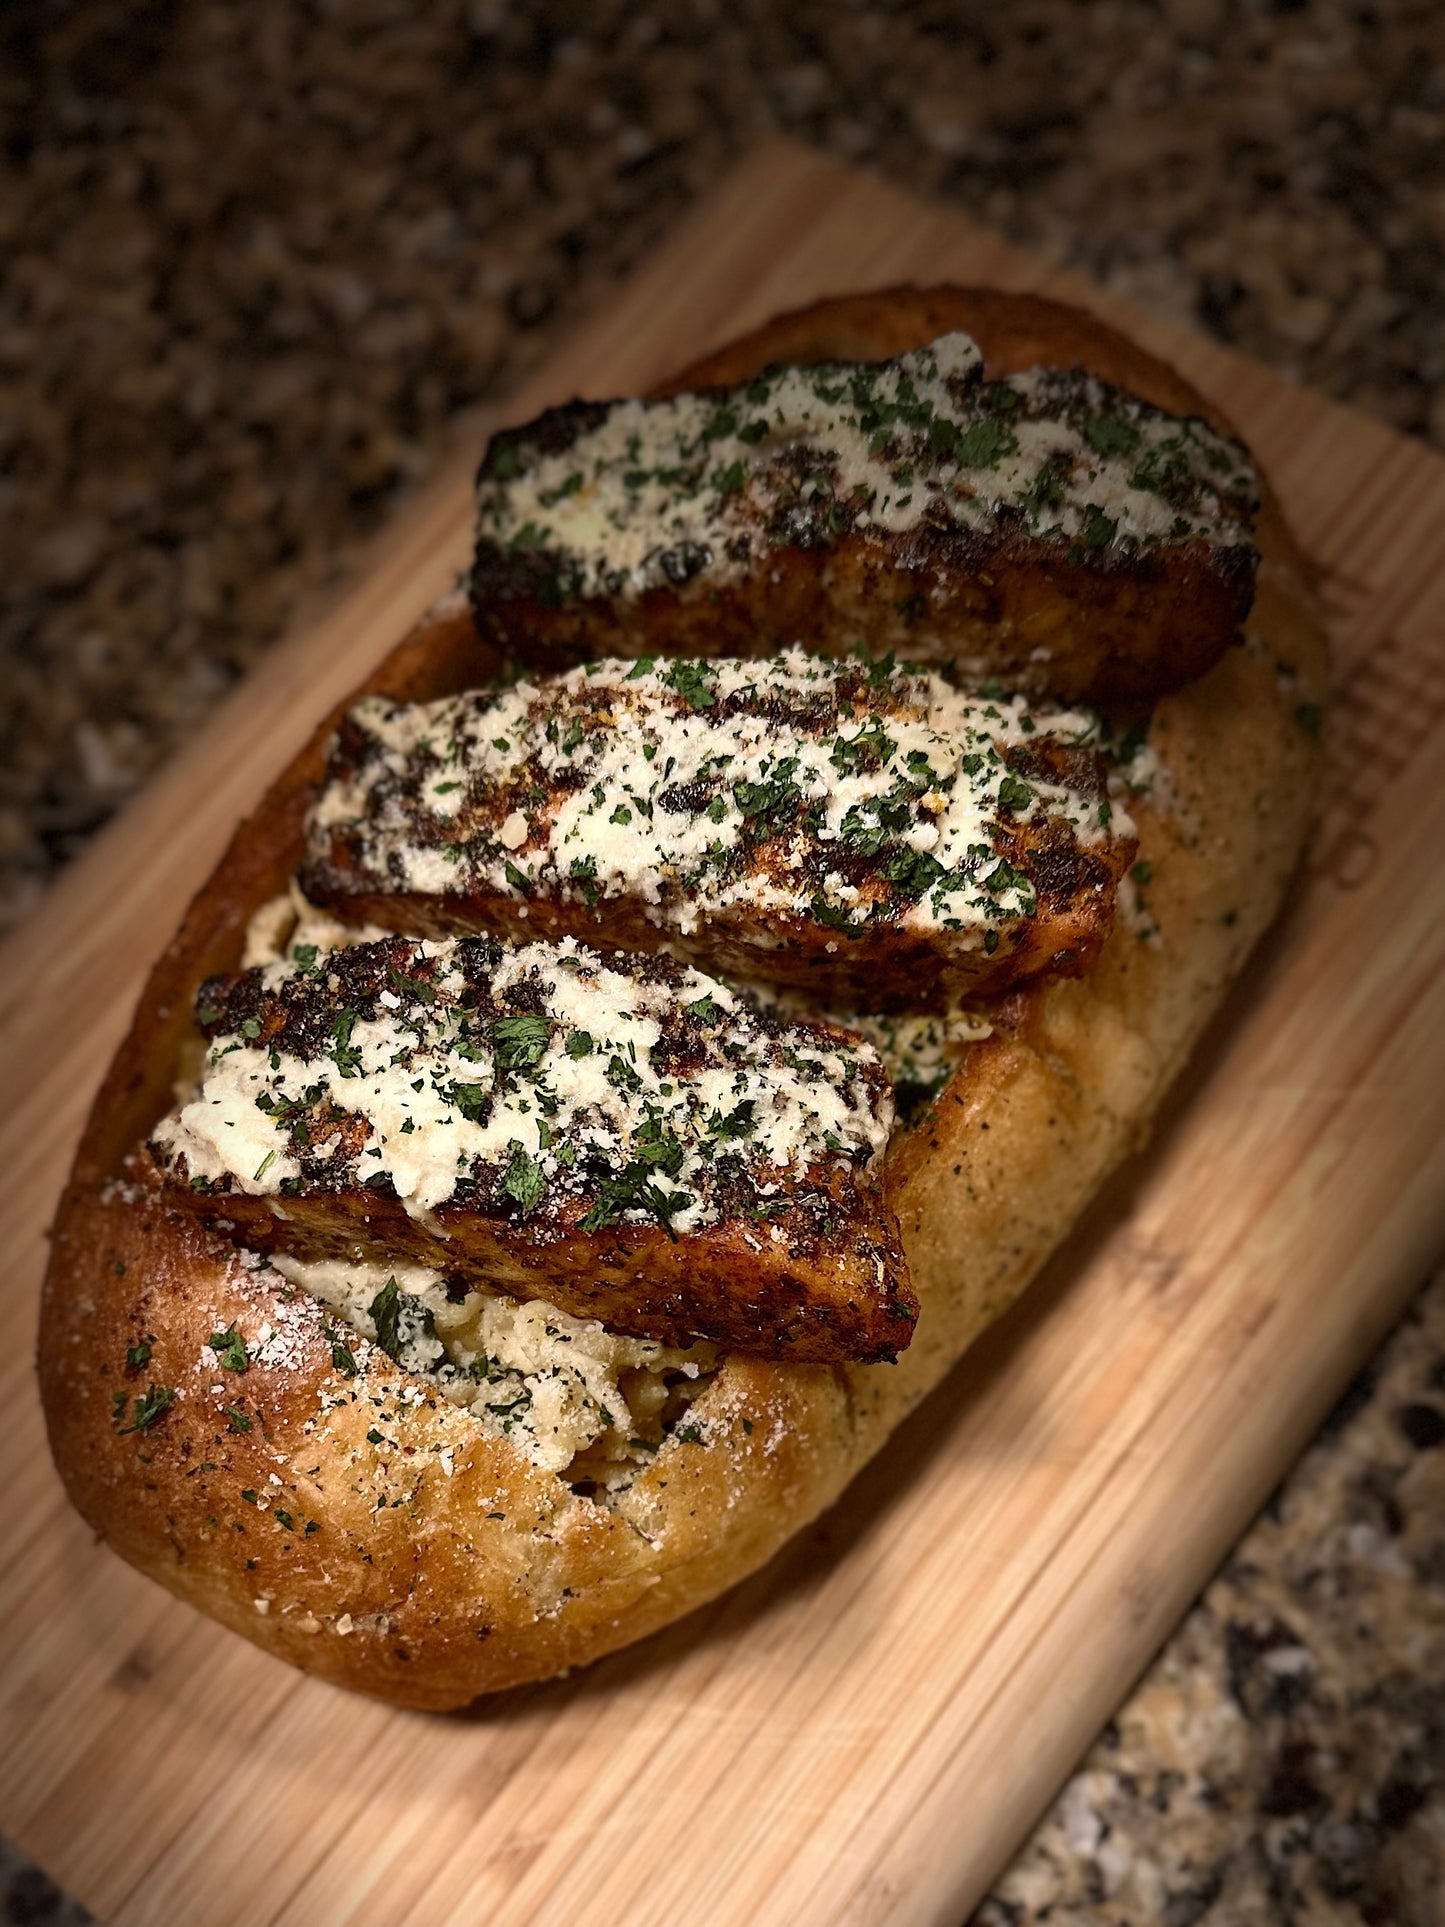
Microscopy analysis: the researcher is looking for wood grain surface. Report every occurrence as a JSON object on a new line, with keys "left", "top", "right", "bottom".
{"left": 3, "top": 141, "right": 1444, "bottom": 1925}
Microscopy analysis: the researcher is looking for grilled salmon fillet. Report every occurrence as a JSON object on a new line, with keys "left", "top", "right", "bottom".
{"left": 469, "top": 333, "right": 1258, "bottom": 705}
{"left": 146, "top": 934, "right": 915, "bottom": 1363}
{"left": 299, "top": 651, "right": 1136, "bottom": 1011}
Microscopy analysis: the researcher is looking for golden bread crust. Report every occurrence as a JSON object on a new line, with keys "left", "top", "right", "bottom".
{"left": 40, "top": 288, "right": 1325, "bottom": 1707}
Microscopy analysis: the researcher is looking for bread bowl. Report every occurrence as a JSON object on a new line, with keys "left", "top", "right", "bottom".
{"left": 38, "top": 287, "right": 1326, "bottom": 1709}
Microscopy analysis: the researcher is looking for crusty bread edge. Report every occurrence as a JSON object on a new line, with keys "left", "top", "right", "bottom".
{"left": 38, "top": 288, "right": 1326, "bottom": 1708}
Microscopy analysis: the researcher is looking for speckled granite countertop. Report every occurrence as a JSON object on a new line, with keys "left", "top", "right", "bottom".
{"left": 3, "top": 3, "right": 1443, "bottom": 1920}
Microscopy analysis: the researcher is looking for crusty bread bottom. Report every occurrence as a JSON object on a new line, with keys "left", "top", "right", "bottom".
{"left": 39, "top": 290, "right": 1326, "bottom": 1708}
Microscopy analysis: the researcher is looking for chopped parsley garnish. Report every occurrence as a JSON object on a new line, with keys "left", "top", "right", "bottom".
{"left": 605, "top": 1052, "right": 644, "bottom": 1095}
{"left": 882, "top": 848, "right": 946, "bottom": 898}
{"left": 491, "top": 1012, "right": 552, "bottom": 1072}
{"left": 113, "top": 1384, "right": 175, "bottom": 1435}
{"left": 507, "top": 520, "right": 549, "bottom": 551}
{"left": 707, "top": 1099, "right": 757, "bottom": 1142}
{"left": 1081, "top": 503, "right": 1119, "bottom": 549}
{"left": 568, "top": 854, "right": 600, "bottom": 909}
{"left": 369, "top": 1278, "right": 403, "bottom": 1361}
{"left": 207, "top": 1324, "right": 250, "bottom": 1374}
{"left": 997, "top": 773, "right": 1033, "bottom": 814}
{"left": 809, "top": 895, "right": 863, "bottom": 936}
{"left": 1083, "top": 415, "right": 1142, "bottom": 457}
{"left": 664, "top": 659, "right": 719, "bottom": 710}
{"left": 448, "top": 1081, "right": 492, "bottom": 1124}
{"left": 328, "top": 1010, "right": 363, "bottom": 1078}
{"left": 830, "top": 719, "right": 895, "bottom": 776}
{"left": 984, "top": 856, "right": 1033, "bottom": 903}
{"left": 580, "top": 1159, "right": 695, "bottom": 1238}
{"left": 1017, "top": 464, "right": 1066, "bottom": 517}
{"left": 500, "top": 1140, "right": 547, "bottom": 1214}
{"left": 732, "top": 766, "right": 802, "bottom": 836}
{"left": 952, "top": 417, "right": 1019, "bottom": 468}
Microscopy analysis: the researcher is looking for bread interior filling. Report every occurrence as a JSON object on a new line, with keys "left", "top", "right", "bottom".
{"left": 264, "top": 1250, "right": 717, "bottom": 1492}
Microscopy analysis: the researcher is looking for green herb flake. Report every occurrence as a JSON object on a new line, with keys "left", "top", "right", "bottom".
{"left": 500, "top": 1140, "right": 547, "bottom": 1215}
{"left": 1083, "top": 416, "right": 1142, "bottom": 458}
{"left": 809, "top": 895, "right": 863, "bottom": 938}
{"left": 207, "top": 1324, "right": 250, "bottom": 1374}
{"left": 953, "top": 417, "right": 1020, "bottom": 469}
{"left": 369, "top": 1278, "right": 403, "bottom": 1361}
{"left": 1081, "top": 503, "right": 1118, "bottom": 549}
{"left": 328, "top": 1010, "right": 363, "bottom": 1078}
{"left": 449, "top": 1081, "right": 491, "bottom": 1124}
{"left": 664, "top": 659, "right": 719, "bottom": 710}
{"left": 491, "top": 1012, "right": 552, "bottom": 1073}
{"left": 114, "top": 1384, "right": 176, "bottom": 1435}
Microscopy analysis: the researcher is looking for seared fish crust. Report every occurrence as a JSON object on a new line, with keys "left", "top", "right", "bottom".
{"left": 148, "top": 934, "right": 916, "bottom": 1363}
{"left": 470, "top": 334, "right": 1258, "bottom": 704}
{"left": 300, "top": 651, "right": 1136, "bottom": 1010}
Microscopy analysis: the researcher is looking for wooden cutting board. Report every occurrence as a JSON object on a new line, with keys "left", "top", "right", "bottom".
{"left": 3, "top": 141, "right": 1444, "bottom": 1926}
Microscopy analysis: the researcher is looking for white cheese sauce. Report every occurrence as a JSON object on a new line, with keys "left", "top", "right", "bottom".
{"left": 307, "top": 650, "right": 1125, "bottom": 943}
{"left": 473, "top": 332, "right": 1255, "bottom": 600}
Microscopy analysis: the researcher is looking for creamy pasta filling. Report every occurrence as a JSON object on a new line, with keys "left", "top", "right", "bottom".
{"left": 267, "top": 1252, "right": 716, "bottom": 1484}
